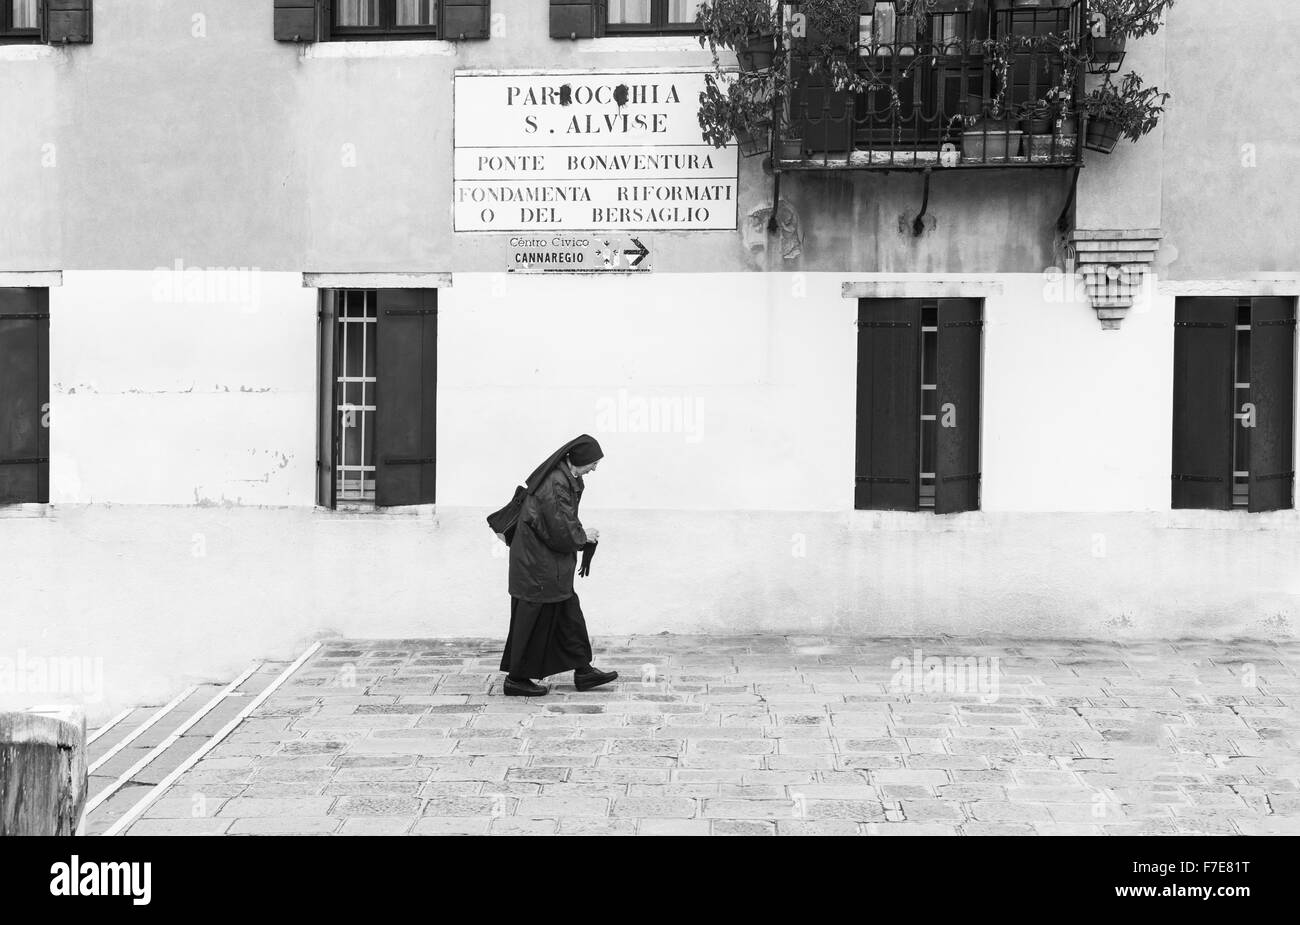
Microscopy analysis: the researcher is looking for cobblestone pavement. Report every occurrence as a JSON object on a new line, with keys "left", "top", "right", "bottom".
{"left": 125, "top": 636, "right": 1300, "bottom": 836}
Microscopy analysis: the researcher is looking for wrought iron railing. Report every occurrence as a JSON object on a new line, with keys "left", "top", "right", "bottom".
{"left": 778, "top": 1, "right": 1084, "bottom": 170}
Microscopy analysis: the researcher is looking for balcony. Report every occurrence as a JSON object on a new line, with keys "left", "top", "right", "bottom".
{"left": 775, "top": 1, "right": 1084, "bottom": 171}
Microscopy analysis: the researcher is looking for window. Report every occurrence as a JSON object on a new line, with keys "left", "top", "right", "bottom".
{"left": 318, "top": 289, "right": 437, "bottom": 509}
{"left": 787, "top": 0, "right": 1081, "bottom": 167}
{"left": 332, "top": 0, "right": 437, "bottom": 38}
{"left": 606, "top": 0, "right": 703, "bottom": 35}
{"left": 283, "top": 0, "right": 490, "bottom": 41}
{"left": 855, "top": 298, "right": 982, "bottom": 513}
{"left": 1172, "top": 297, "right": 1296, "bottom": 512}
{"left": 1, "top": 0, "right": 39, "bottom": 43}
{"left": 0, "top": 287, "right": 50, "bottom": 504}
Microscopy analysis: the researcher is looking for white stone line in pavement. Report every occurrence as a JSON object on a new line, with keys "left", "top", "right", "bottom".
{"left": 88, "top": 685, "right": 199, "bottom": 774}
{"left": 85, "top": 664, "right": 261, "bottom": 815}
{"left": 87, "top": 708, "right": 134, "bottom": 746}
{"left": 102, "top": 642, "right": 323, "bottom": 837}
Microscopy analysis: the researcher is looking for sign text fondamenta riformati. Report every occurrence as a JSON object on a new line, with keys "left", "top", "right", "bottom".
{"left": 454, "top": 70, "right": 739, "bottom": 232}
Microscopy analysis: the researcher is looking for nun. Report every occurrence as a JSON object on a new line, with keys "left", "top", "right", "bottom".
{"left": 500, "top": 434, "right": 619, "bottom": 696}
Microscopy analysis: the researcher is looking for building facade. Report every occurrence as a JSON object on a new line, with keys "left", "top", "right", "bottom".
{"left": 1, "top": 0, "right": 1297, "bottom": 714}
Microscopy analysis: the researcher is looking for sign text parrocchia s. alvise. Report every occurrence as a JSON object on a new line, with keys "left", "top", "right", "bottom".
{"left": 510, "top": 83, "right": 683, "bottom": 136}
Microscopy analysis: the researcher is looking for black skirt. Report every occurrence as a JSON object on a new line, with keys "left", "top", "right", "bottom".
{"left": 499, "top": 594, "right": 593, "bottom": 679}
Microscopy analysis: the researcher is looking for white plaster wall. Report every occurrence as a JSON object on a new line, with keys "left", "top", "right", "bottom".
{"left": 48, "top": 271, "right": 317, "bottom": 505}
{"left": 981, "top": 274, "right": 1173, "bottom": 513}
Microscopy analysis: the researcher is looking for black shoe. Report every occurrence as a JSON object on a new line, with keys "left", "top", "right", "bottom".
{"left": 574, "top": 667, "right": 618, "bottom": 692}
{"left": 503, "top": 676, "right": 548, "bottom": 697}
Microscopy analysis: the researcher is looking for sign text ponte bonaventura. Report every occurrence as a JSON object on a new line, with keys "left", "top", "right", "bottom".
{"left": 453, "top": 69, "right": 739, "bottom": 232}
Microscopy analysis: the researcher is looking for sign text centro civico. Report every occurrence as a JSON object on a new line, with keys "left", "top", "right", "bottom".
{"left": 453, "top": 69, "right": 739, "bottom": 232}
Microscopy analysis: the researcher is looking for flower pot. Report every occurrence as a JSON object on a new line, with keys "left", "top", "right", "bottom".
{"left": 1053, "top": 131, "right": 1078, "bottom": 161}
{"left": 1087, "top": 33, "right": 1127, "bottom": 74}
{"left": 1010, "top": 0, "right": 1073, "bottom": 8}
{"left": 961, "top": 128, "right": 1023, "bottom": 163}
{"left": 1020, "top": 116, "right": 1053, "bottom": 135}
{"left": 778, "top": 137, "right": 805, "bottom": 162}
{"left": 1084, "top": 117, "right": 1120, "bottom": 154}
{"left": 1026, "top": 132, "right": 1076, "bottom": 162}
{"left": 737, "top": 30, "right": 776, "bottom": 73}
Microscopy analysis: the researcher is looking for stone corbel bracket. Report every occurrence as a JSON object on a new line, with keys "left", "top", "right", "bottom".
{"left": 1068, "top": 229, "right": 1164, "bottom": 329}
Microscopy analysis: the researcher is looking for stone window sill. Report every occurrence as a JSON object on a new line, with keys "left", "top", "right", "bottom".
{"left": 847, "top": 510, "right": 991, "bottom": 532}
{"left": 315, "top": 503, "right": 438, "bottom": 520}
{"left": 302, "top": 40, "right": 455, "bottom": 60}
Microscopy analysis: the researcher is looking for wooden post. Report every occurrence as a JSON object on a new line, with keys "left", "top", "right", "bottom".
{"left": 0, "top": 707, "right": 87, "bottom": 836}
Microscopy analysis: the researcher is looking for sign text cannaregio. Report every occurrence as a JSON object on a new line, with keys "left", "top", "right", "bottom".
{"left": 454, "top": 70, "right": 739, "bottom": 232}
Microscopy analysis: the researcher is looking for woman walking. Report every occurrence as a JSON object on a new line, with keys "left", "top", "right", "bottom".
{"left": 500, "top": 434, "right": 618, "bottom": 697}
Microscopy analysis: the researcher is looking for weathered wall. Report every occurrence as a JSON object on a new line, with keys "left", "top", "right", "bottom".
{"left": 1158, "top": 1, "right": 1300, "bottom": 279}
{"left": 41, "top": 269, "right": 1213, "bottom": 514}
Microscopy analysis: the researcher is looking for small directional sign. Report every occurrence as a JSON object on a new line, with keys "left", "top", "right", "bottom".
{"left": 508, "top": 235, "right": 652, "bottom": 273}
{"left": 623, "top": 238, "right": 649, "bottom": 268}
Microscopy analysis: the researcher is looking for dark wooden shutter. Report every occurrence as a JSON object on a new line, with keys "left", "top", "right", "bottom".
{"left": 1247, "top": 297, "right": 1296, "bottom": 512}
{"left": 316, "top": 292, "right": 338, "bottom": 510}
{"left": 934, "top": 298, "right": 982, "bottom": 514}
{"left": 0, "top": 288, "right": 50, "bottom": 505}
{"left": 274, "top": 0, "right": 327, "bottom": 42}
{"left": 1171, "top": 297, "right": 1234, "bottom": 510}
{"left": 550, "top": 0, "right": 604, "bottom": 39}
{"left": 41, "top": 0, "right": 92, "bottom": 44}
{"left": 374, "top": 289, "right": 437, "bottom": 507}
{"left": 442, "top": 0, "right": 490, "bottom": 40}
{"left": 855, "top": 299, "right": 920, "bottom": 511}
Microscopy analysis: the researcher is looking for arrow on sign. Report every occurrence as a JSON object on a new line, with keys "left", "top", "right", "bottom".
{"left": 623, "top": 238, "right": 650, "bottom": 268}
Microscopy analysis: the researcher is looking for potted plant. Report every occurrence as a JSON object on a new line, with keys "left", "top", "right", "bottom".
{"left": 1079, "top": 70, "right": 1170, "bottom": 153}
{"left": 696, "top": 0, "right": 780, "bottom": 74}
{"left": 962, "top": 115, "right": 1023, "bottom": 162}
{"left": 1085, "top": 0, "right": 1176, "bottom": 74}
{"left": 1018, "top": 99, "right": 1054, "bottom": 135}
{"left": 698, "top": 71, "right": 775, "bottom": 157}
{"left": 1050, "top": 82, "right": 1080, "bottom": 161}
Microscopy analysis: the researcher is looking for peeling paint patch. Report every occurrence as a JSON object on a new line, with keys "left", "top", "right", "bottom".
{"left": 558, "top": 83, "right": 572, "bottom": 106}
{"left": 613, "top": 84, "right": 629, "bottom": 108}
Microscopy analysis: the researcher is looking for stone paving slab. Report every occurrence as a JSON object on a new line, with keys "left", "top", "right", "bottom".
{"left": 125, "top": 635, "right": 1300, "bottom": 836}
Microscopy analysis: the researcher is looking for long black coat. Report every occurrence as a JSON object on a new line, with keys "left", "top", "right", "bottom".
{"left": 508, "top": 463, "right": 588, "bottom": 603}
